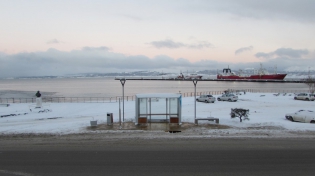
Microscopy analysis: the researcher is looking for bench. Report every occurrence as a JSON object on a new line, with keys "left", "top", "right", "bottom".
{"left": 195, "top": 117, "right": 219, "bottom": 124}
{"left": 0, "top": 104, "right": 10, "bottom": 107}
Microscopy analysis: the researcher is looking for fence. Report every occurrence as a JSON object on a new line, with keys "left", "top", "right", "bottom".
{"left": 0, "top": 96, "right": 133, "bottom": 104}
{"left": 0, "top": 89, "right": 306, "bottom": 104}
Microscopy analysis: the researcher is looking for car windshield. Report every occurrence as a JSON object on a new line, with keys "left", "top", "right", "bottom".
{"left": 207, "top": 95, "right": 213, "bottom": 97}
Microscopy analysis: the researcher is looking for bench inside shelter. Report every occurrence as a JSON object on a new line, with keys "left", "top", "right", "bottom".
{"left": 0, "top": 104, "right": 10, "bottom": 107}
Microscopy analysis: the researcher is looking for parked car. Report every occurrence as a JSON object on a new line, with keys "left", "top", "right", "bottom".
{"left": 285, "top": 110, "right": 315, "bottom": 123}
{"left": 217, "top": 94, "right": 238, "bottom": 102}
{"left": 294, "top": 93, "right": 315, "bottom": 101}
{"left": 196, "top": 95, "right": 216, "bottom": 103}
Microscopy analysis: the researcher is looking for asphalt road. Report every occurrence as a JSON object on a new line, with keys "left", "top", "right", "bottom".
{"left": 1, "top": 137, "right": 315, "bottom": 176}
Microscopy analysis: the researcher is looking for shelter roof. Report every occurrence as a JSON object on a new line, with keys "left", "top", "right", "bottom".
{"left": 135, "top": 93, "right": 181, "bottom": 98}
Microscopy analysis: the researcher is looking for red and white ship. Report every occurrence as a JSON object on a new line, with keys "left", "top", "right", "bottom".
{"left": 217, "top": 64, "right": 287, "bottom": 80}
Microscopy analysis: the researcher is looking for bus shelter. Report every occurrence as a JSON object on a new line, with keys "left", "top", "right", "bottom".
{"left": 135, "top": 93, "right": 182, "bottom": 125}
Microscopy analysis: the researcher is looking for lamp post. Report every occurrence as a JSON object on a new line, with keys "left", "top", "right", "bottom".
{"left": 120, "top": 78, "right": 126, "bottom": 121}
{"left": 193, "top": 79, "right": 198, "bottom": 124}
{"left": 119, "top": 98, "right": 121, "bottom": 129}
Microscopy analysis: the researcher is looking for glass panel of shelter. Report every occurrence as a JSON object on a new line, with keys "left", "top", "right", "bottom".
{"left": 169, "top": 98, "right": 178, "bottom": 117}
{"left": 138, "top": 97, "right": 179, "bottom": 123}
{"left": 139, "top": 98, "right": 147, "bottom": 118}
{"left": 149, "top": 98, "right": 166, "bottom": 121}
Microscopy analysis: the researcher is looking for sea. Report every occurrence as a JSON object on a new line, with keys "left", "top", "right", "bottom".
{"left": 0, "top": 77, "right": 309, "bottom": 98}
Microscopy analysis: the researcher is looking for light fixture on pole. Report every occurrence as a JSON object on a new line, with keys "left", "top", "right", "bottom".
{"left": 120, "top": 78, "right": 126, "bottom": 121}
{"left": 193, "top": 79, "right": 198, "bottom": 124}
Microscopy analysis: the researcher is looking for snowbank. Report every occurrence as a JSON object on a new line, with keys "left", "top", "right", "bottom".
{"left": 1, "top": 93, "right": 314, "bottom": 135}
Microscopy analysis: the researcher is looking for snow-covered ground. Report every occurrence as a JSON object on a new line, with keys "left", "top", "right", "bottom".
{"left": 0, "top": 93, "right": 314, "bottom": 136}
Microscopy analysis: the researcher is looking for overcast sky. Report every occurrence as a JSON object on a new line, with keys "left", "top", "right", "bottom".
{"left": 1, "top": 0, "right": 315, "bottom": 78}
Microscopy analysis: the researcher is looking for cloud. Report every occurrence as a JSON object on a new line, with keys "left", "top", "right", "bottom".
{"left": 235, "top": 46, "right": 253, "bottom": 55}
{"left": 149, "top": 40, "right": 185, "bottom": 49}
{"left": 121, "top": 14, "right": 143, "bottom": 21}
{"left": 149, "top": 39, "right": 213, "bottom": 49}
{"left": 1, "top": 47, "right": 314, "bottom": 78}
{"left": 0, "top": 47, "right": 205, "bottom": 78}
{"left": 82, "top": 46, "right": 110, "bottom": 51}
{"left": 192, "top": 0, "right": 315, "bottom": 23}
{"left": 255, "top": 48, "right": 309, "bottom": 59}
{"left": 187, "top": 41, "right": 213, "bottom": 49}
{"left": 46, "top": 39, "right": 62, "bottom": 44}
{"left": 252, "top": 48, "right": 314, "bottom": 72}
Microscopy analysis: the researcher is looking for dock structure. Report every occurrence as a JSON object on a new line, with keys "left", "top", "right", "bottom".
{"left": 114, "top": 78, "right": 305, "bottom": 83}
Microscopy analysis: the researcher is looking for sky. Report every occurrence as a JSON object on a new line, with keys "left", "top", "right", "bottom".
{"left": 1, "top": 0, "right": 315, "bottom": 78}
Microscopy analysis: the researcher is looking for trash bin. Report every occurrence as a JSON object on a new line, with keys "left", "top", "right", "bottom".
{"left": 107, "top": 113, "right": 113, "bottom": 125}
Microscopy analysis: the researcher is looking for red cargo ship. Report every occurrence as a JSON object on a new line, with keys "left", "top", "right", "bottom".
{"left": 217, "top": 64, "right": 287, "bottom": 80}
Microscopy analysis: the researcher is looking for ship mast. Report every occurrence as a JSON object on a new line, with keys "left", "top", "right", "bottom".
{"left": 274, "top": 65, "right": 277, "bottom": 74}
{"left": 259, "top": 63, "right": 263, "bottom": 75}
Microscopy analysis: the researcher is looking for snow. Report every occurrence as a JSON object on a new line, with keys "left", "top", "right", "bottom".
{"left": 1, "top": 93, "right": 314, "bottom": 136}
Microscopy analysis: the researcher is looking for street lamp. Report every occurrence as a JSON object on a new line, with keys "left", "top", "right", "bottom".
{"left": 120, "top": 78, "right": 126, "bottom": 121}
{"left": 193, "top": 79, "right": 198, "bottom": 124}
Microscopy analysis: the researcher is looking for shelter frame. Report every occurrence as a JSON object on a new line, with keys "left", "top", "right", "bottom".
{"left": 135, "top": 93, "right": 182, "bottom": 125}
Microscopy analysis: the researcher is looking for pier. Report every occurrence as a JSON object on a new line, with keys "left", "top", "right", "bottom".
{"left": 114, "top": 78, "right": 305, "bottom": 83}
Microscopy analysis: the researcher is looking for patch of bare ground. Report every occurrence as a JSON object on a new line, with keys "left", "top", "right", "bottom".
{"left": 245, "top": 126, "right": 286, "bottom": 130}
{"left": 288, "top": 130, "right": 315, "bottom": 136}
{"left": 86, "top": 122, "right": 231, "bottom": 132}
{"left": 1, "top": 122, "right": 315, "bottom": 145}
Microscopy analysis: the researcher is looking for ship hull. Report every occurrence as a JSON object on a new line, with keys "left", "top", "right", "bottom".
{"left": 217, "top": 74, "right": 287, "bottom": 80}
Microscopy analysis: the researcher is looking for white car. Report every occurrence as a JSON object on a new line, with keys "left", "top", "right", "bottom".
{"left": 294, "top": 93, "right": 315, "bottom": 101}
{"left": 196, "top": 95, "right": 215, "bottom": 103}
{"left": 285, "top": 110, "right": 315, "bottom": 123}
{"left": 217, "top": 94, "right": 238, "bottom": 102}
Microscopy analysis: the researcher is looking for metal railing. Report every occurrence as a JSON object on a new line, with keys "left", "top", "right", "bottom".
{"left": 0, "top": 89, "right": 305, "bottom": 104}
{"left": 0, "top": 96, "right": 134, "bottom": 104}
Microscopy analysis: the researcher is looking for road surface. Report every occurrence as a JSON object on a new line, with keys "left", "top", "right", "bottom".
{"left": 1, "top": 134, "right": 315, "bottom": 176}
